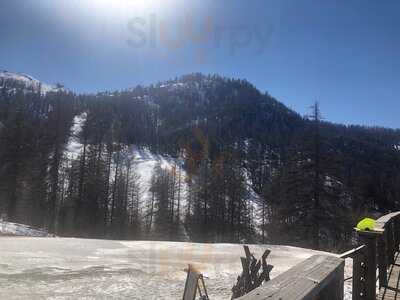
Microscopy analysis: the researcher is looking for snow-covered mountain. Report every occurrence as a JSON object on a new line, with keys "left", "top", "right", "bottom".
{"left": 0, "top": 70, "right": 63, "bottom": 95}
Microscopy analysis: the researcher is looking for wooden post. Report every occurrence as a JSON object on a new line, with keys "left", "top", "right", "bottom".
{"left": 352, "top": 253, "right": 364, "bottom": 300}
{"left": 358, "top": 231, "right": 378, "bottom": 300}
{"left": 386, "top": 223, "right": 395, "bottom": 265}
{"left": 241, "top": 257, "right": 250, "bottom": 292}
{"left": 339, "top": 245, "right": 367, "bottom": 300}
{"left": 183, "top": 265, "right": 200, "bottom": 300}
{"left": 377, "top": 234, "right": 388, "bottom": 287}
{"left": 183, "top": 265, "right": 209, "bottom": 300}
{"left": 394, "top": 216, "right": 400, "bottom": 251}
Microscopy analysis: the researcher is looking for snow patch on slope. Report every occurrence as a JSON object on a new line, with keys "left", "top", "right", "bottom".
{"left": 63, "top": 113, "right": 188, "bottom": 223}
{"left": 65, "top": 112, "right": 87, "bottom": 160}
{"left": 0, "top": 221, "right": 50, "bottom": 237}
{"left": 129, "top": 146, "right": 188, "bottom": 205}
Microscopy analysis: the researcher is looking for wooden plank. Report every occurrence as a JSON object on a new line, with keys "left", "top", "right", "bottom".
{"left": 199, "top": 276, "right": 209, "bottom": 300}
{"left": 261, "top": 249, "right": 271, "bottom": 261}
{"left": 244, "top": 245, "right": 252, "bottom": 261}
{"left": 261, "top": 250, "right": 272, "bottom": 281}
{"left": 376, "top": 212, "right": 400, "bottom": 223}
{"left": 236, "top": 255, "right": 344, "bottom": 300}
{"left": 375, "top": 212, "right": 400, "bottom": 231}
{"left": 183, "top": 264, "right": 200, "bottom": 300}
{"left": 339, "top": 244, "right": 366, "bottom": 259}
{"left": 241, "top": 256, "right": 250, "bottom": 291}
{"left": 319, "top": 265, "right": 344, "bottom": 300}
{"left": 354, "top": 227, "right": 384, "bottom": 237}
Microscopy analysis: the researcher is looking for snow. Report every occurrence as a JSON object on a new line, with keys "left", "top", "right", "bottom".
{"left": 129, "top": 146, "right": 187, "bottom": 205}
{"left": 0, "top": 70, "right": 61, "bottom": 95}
{"left": 0, "top": 221, "right": 50, "bottom": 237}
{"left": 65, "top": 113, "right": 87, "bottom": 160}
{"left": 0, "top": 237, "right": 352, "bottom": 299}
{"left": 64, "top": 114, "right": 186, "bottom": 198}
{"left": 158, "top": 82, "right": 185, "bottom": 90}
{"left": 63, "top": 114, "right": 188, "bottom": 222}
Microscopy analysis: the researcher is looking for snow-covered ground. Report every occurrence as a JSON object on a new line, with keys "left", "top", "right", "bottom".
{"left": 0, "top": 221, "right": 49, "bottom": 237}
{"left": 0, "top": 238, "right": 352, "bottom": 299}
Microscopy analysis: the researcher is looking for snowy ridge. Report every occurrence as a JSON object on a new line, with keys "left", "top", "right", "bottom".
{"left": 0, "top": 221, "right": 50, "bottom": 237}
{"left": 0, "top": 70, "right": 62, "bottom": 95}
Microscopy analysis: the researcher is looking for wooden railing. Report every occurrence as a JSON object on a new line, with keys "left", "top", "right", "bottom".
{"left": 236, "top": 211, "right": 400, "bottom": 300}
{"left": 339, "top": 212, "right": 400, "bottom": 300}
{"left": 236, "top": 255, "right": 344, "bottom": 300}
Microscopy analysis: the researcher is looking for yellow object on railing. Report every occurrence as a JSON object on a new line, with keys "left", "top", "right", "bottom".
{"left": 356, "top": 218, "right": 376, "bottom": 231}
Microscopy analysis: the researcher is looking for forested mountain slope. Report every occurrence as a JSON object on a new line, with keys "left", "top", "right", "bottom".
{"left": 1, "top": 72, "right": 399, "bottom": 251}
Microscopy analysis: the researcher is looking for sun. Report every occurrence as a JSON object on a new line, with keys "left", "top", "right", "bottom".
{"left": 89, "top": 0, "right": 162, "bottom": 15}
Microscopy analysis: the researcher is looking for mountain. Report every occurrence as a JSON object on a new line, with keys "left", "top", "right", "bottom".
{"left": 1, "top": 71, "right": 400, "bottom": 250}
{"left": 0, "top": 70, "right": 63, "bottom": 95}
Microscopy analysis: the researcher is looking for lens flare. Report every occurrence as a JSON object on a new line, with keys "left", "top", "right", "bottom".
{"left": 88, "top": 0, "right": 163, "bottom": 15}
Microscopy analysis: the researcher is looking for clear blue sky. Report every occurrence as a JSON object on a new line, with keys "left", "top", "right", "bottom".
{"left": 1, "top": 0, "right": 399, "bottom": 128}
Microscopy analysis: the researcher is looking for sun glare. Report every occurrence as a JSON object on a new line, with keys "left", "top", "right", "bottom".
{"left": 89, "top": 0, "right": 163, "bottom": 15}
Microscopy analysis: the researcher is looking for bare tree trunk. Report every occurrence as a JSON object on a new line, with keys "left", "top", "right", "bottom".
{"left": 48, "top": 98, "right": 62, "bottom": 234}
{"left": 110, "top": 147, "right": 120, "bottom": 227}
{"left": 148, "top": 190, "right": 155, "bottom": 234}
{"left": 121, "top": 160, "right": 131, "bottom": 236}
{"left": 312, "top": 102, "right": 322, "bottom": 249}
{"left": 177, "top": 166, "right": 181, "bottom": 224}
{"left": 262, "top": 201, "right": 265, "bottom": 243}
{"left": 75, "top": 133, "right": 87, "bottom": 233}
{"left": 103, "top": 147, "right": 112, "bottom": 235}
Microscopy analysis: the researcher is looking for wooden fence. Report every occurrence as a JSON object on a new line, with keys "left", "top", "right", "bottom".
{"left": 339, "top": 212, "right": 400, "bottom": 300}
{"left": 236, "top": 255, "right": 344, "bottom": 300}
{"left": 236, "top": 211, "right": 400, "bottom": 300}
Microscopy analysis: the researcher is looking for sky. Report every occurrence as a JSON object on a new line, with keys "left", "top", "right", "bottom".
{"left": 0, "top": 0, "right": 399, "bottom": 128}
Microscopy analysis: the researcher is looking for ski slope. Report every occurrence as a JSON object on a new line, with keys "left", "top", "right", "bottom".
{"left": 0, "top": 237, "right": 352, "bottom": 299}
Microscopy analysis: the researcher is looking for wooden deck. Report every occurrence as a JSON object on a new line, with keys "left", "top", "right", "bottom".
{"left": 378, "top": 252, "right": 400, "bottom": 300}
{"left": 229, "top": 211, "right": 400, "bottom": 300}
